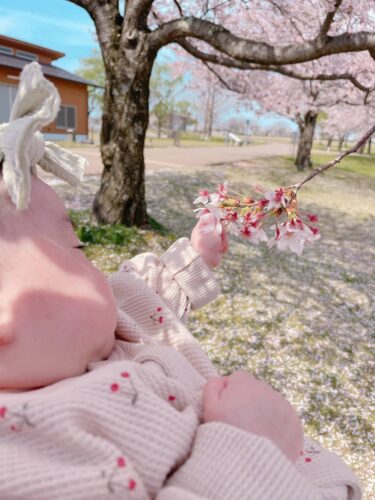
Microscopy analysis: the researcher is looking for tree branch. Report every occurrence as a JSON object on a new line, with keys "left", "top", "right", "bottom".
{"left": 318, "top": 0, "right": 343, "bottom": 42}
{"left": 268, "top": 0, "right": 305, "bottom": 41}
{"left": 200, "top": 0, "right": 232, "bottom": 20}
{"left": 67, "top": 0, "right": 122, "bottom": 57}
{"left": 124, "top": 0, "right": 154, "bottom": 29}
{"left": 292, "top": 123, "right": 375, "bottom": 191}
{"left": 148, "top": 16, "right": 375, "bottom": 65}
{"left": 173, "top": 0, "right": 184, "bottom": 17}
{"left": 202, "top": 62, "right": 239, "bottom": 92}
{"left": 178, "top": 39, "right": 373, "bottom": 93}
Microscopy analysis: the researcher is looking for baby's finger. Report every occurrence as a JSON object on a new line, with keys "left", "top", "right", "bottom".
{"left": 220, "top": 227, "right": 229, "bottom": 254}
{"left": 198, "top": 213, "right": 218, "bottom": 234}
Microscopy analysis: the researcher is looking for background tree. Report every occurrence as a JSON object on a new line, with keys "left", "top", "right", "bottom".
{"left": 149, "top": 62, "right": 183, "bottom": 137}
{"left": 67, "top": 0, "right": 375, "bottom": 226}
{"left": 224, "top": 53, "right": 375, "bottom": 170}
{"left": 320, "top": 103, "right": 375, "bottom": 152}
{"left": 76, "top": 48, "right": 105, "bottom": 117}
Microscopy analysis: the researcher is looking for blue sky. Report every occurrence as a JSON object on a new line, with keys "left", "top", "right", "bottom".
{"left": 0, "top": 0, "right": 295, "bottom": 132}
{"left": 0, "top": 0, "right": 95, "bottom": 72}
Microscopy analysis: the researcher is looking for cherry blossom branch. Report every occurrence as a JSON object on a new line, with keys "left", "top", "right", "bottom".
{"left": 318, "top": 0, "right": 343, "bottom": 42}
{"left": 148, "top": 16, "right": 375, "bottom": 65}
{"left": 200, "top": 0, "right": 233, "bottom": 20}
{"left": 177, "top": 40, "right": 373, "bottom": 93}
{"left": 172, "top": 0, "right": 183, "bottom": 17}
{"left": 201, "top": 61, "right": 241, "bottom": 92}
{"left": 193, "top": 122, "right": 375, "bottom": 256}
{"left": 268, "top": 0, "right": 305, "bottom": 41}
{"left": 292, "top": 122, "right": 375, "bottom": 192}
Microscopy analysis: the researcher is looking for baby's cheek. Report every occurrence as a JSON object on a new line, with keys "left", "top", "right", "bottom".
{"left": 0, "top": 256, "right": 117, "bottom": 389}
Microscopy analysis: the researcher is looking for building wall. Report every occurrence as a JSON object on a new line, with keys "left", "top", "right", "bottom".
{"left": 0, "top": 35, "right": 61, "bottom": 65}
{"left": 0, "top": 66, "right": 88, "bottom": 136}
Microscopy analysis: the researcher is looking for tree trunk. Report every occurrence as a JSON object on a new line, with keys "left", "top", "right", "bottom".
{"left": 207, "top": 86, "right": 215, "bottom": 138}
{"left": 157, "top": 118, "right": 162, "bottom": 138}
{"left": 367, "top": 137, "right": 372, "bottom": 155}
{"left": 294, "top": 111, "right": 317, "bottom": 171}
{"left": 93, "top": 46, "right": 156, "bottom": 226}
{"left": 326, "top": 137, "right": 333, "bottom": 151}
{"left": 338, "top": 136, "right": 345, "bottom": 152}
{"left": 203, "top": 86, "right": 211, "bottom": 137}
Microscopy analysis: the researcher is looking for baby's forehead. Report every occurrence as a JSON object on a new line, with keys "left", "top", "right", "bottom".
{"left": 0, "top": 175, "right": 68, "bottom": 230}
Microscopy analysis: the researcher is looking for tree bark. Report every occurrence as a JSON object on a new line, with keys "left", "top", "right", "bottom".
{"left": 207, "top": 86, "right": 215, "bottom": 137}
{"left": 157, "top": 118, "right": 162, "bottom": 138}
{"left": 295, "top": 111, "right": 317, "bottom": 171}
{"left": 92, "top": 42, "right": 156, "bottom": 226}
{"left": 326, "top": 137, "right": 333, "bottom": 151}
{"left": 203, "top": 83, "right": 215, "bottom": 138}
{"left": 338, "top": 135, "right": 345, "bottom": 152}
{"left": 367, "top": 137, "right": 372, "bottom": 155}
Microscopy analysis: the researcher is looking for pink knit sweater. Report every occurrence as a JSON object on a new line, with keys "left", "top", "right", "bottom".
{"left": 0, "top": 238, "right": 362, "bottom": 499}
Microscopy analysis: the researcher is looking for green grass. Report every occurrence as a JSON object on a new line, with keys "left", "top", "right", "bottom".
{"left": 67, "top": 209, "right": 176, "bottom": 274}
{"left": 311, "top": 152, "right": 375, "bottom": 178}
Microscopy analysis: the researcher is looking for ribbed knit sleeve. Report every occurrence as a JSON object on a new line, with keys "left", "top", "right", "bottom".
{"left": 128, "top": 238, "right": 219, "bottom": 320}
{"left": 160, "top": 238, "right": 219, "bottom": 310}
{"left": 164, "top": 423, "right": 362, "bottom": 500}
{"left": 0, "top": 359, "right": 202, "bottom": 500}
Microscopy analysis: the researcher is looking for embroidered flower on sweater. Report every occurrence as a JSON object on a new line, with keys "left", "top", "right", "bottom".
{"left": 301, "top": 444, "right": 321, "bottom": 463}
{"left": 150, "top": 306, "right": 164, "bottom": 325}
{"left": 0, "top": 403, "right": 35, "bottom": 432}
{"left": 120, "top": 263, "right": 135, "bottom": 273}
{"left": 109, "top": 372, "right": 138, "bottom": 405}
{"left": 101, "top": 456, "right": 137, "bottom": 494}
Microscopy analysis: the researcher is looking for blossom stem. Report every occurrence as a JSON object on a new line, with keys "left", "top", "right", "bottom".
{"left": 289, "top": 122, "right": 375, "bottom": 192}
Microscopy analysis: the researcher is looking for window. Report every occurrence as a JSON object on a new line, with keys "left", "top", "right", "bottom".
{"left": 16, "top": 50, "right": 38, "bottom": 61}
{"left": 0, "top": 84, "right": 18, "bottom": 123}
{"left": 0, "top": 46, "right": 13, "bottom": 55}
{"left": 56, "top": 105, "right": 76, "bottom": 129}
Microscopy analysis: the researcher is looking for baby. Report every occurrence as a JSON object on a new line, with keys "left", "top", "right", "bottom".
{"left": 0, "top": 64, "right": 362, "bottom": 500}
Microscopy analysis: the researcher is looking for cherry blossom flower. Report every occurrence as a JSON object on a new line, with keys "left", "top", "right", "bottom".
{"left": 192, "top": 181, "right": 320, "bottom": 256}
{"left": 210, "top": 181, "right": 229, "bottom": 204}
{"left": 273, "top": 224, "right": 306, "bottom": 256}
{"left": 264, "top": 188, "right": 288, "bottom": 210}
{"left": 193, "top": 189, "right": 210, "bottom": 205}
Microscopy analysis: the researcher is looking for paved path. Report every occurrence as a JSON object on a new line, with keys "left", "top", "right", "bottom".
{"left": 55, "top": 142, "right": 293, "bottom": 176}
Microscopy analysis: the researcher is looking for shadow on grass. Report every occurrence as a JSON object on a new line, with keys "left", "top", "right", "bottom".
{"left": 146, "top": 169, "right": 374, "bottom": 455}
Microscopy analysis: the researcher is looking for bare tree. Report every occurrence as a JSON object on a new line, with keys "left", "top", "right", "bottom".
{"left": 67, "top": 0, "right": 375, "bottom": 226}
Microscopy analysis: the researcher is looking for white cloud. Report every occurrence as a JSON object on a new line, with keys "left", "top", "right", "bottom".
{"left": 0, "top": 6, "right": 92, "bottom": 33}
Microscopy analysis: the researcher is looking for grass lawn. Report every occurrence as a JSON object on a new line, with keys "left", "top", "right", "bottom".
{"left": 53, "top": 154, "right": 374, "bottom": 498}
{"left": 311, "top": 151, "right": 375, "bottom": 178}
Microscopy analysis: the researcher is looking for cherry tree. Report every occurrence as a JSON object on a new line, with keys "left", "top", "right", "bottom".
{"left": 319, "top": 91, "right": 375, "bottom": 151}
{"left": 320, "top": 106, "right": 365, "bottom": 151}
{"left": 67, "top": 0, "right": 375, "bottom": 226}
{"left": 173, "top": 57, "right": 231, "bottom": 137}
{"left": 253, "top": 73, "right": 364, "bottom": 170}
{"left": 215, "top": 51, "right": 375, "bottom": 170}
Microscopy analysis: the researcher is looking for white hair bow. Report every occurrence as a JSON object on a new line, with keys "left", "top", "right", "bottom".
{"left": 0, "top": 62, "right": 87, "bottom": 210}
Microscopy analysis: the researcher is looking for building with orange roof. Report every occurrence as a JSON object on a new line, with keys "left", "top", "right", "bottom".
{"left": 0, "top": 34, "right": 97, "bottom": 141}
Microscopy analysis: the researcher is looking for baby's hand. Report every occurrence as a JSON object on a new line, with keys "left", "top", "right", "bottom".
{"left": 203, "top": 371, "right": 303, "bottom": 462}
{"left": 191, "top": 213, "right": 229, "bottom": 269}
